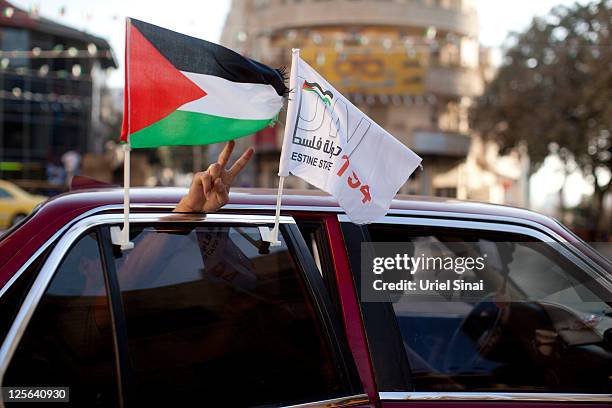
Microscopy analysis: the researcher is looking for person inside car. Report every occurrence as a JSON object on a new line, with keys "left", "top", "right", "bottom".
{"left": 84, "top": 140, "right": 255, "bottom": 334}
{"left": 111, "top": 140, "right": 255, "bottom": 292}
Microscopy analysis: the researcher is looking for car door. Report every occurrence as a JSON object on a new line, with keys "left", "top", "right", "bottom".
{"left": 339, "top": 214, "right": 612, "bottom": 407}
{"left": 0, "top": 211, "right": 367, "bottom": 408}
{"left": 0, "top": 230, "right": 120, "bottom": 406}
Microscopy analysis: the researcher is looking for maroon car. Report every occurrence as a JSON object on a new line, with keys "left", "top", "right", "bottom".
{"left": 0, "top": 184, "right": 610, "bottom": 407}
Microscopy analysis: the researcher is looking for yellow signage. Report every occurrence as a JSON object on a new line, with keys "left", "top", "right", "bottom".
{"left": 300, "top": 47, "right": 425, "bottom": 96}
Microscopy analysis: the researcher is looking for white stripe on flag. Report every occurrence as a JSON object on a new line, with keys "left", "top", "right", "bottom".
{"left": 179, "top": 71, "right": 283, "bottom": 121}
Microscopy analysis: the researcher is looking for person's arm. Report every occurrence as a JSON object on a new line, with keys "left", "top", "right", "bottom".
{"left": 174, "top": 140, "right": 254, "bottom": 213}
{"left": 108, "top": 141, "right": 254, "bottom": 293}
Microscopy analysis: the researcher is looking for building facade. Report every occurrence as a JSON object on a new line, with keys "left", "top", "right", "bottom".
{"left": 221, "top": 0, "right": 525, "bottom": 204}
{"left": 0, "top": 0, "right": 116, "bottom": 183}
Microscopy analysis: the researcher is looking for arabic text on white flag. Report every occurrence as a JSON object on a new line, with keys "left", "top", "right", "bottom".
{"left": 278, "top": 56, "right": 422, "bottom": 224}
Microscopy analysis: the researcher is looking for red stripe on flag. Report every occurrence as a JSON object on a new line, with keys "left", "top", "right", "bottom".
{"left": 120, "top": 20, "right": 129, "bottom": 143}
{"left": 120, "top": 19, "right": 207, "bottom": 142}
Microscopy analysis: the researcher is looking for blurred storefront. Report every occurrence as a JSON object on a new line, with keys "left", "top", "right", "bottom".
{"left": 0, "top": 0, "right": 116, "bottom": 186}
{"left": 221, "top": 0, "right": 527, "bottom": 204}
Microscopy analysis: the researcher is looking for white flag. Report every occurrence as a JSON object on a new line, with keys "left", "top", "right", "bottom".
{"left": 278, "top": 53, "right": 422, "bottom": 224}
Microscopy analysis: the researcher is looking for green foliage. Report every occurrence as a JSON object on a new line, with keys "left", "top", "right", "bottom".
{"left": 471, "top": 0, "right": 611, "bottom": 198}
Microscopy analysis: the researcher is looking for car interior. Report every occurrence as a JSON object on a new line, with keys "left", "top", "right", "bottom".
{"left": 366, "top": 224, "right": 612, "bottom": 393}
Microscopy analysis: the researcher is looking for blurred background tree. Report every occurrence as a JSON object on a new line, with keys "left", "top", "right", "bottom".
{"left": 472, "top": 0, "right": 611, "bottom": 237}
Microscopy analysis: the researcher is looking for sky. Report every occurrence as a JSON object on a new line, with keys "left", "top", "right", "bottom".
{"left": 11, "top": 0, "right": 585, "bottom": 88}
{"left": 474, "top": 0, "right": 583, "bottom": 48}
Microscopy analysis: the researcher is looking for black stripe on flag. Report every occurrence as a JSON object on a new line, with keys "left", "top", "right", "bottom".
{"left": 130, "top": 18, "right": 287, "bottom": 96}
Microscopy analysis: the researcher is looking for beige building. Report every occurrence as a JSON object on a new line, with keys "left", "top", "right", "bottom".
{"left": 221, "top": 0, "right": 526, "bottom": 204}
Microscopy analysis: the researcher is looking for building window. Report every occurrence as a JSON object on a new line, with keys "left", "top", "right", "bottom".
{"left": 0, "top": 28, "right": 29, "bottom": 68}
{"left": 434, "top": 187, "right": 457, "bottom": 197}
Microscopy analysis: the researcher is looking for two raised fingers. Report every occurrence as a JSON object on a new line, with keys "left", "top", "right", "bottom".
{"left": 212, "top": 141, "right": 255, "bottom": 183}
{"left": 197, "top": 141, "right": 254, "bottom": 195}
{"left": 217, "top": 140, "right": 235, "bottom": 168}
{"left": 226, "top": 147, "right": 254, "bottom": 182}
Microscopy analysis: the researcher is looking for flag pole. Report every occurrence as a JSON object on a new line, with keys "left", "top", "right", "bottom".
{"left": 111, "top": 143, "right": 134, "bottom": 250}
{"left": 121, "top": 144, "right": 134, "bottom": 250}
{"left": 264, "top": 176, "right": 285, "bottom": 246}
{"left": 110, "top": 17, "right": 134, "bottom": 250}
{"left": 262, "top": 48, "right": 300, "bottom": 245}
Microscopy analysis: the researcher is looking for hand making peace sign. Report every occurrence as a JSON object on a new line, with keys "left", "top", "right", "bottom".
{"left": 174, "top": 141, "right": 254, "bottom": 213}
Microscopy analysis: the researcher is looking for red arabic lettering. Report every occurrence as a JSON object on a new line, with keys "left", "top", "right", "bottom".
{"left": 337, "top": 155, "right": 350, "bottom": 177}
{"left": 335, "top": 155, "right": 371, "bottom": 204}
{"left": 359, "top": 185, "right": 371, "bottom": 203}
{"left": 348, "top": 171, "right": 360, "bottom": 188}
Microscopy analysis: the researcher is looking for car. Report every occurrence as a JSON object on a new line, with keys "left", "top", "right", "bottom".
{"left": 0, "top": 180, "right": 46, "bottom": 229}
{"left": 0, "top": 181, "right": 610, "bottom": 407}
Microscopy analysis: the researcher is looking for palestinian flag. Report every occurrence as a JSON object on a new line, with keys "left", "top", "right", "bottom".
{"left": 302, "top": 81, "right": 333, "bottom": 106}
{"left": 120, "top": 19, "right": 287, "bottom": 148}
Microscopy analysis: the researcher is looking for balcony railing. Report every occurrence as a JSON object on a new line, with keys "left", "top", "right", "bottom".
{"left": 249, "top": 0, "right": 479, "bottom": 37}
{"left": 425, "top": 65, "right": 482, "bottom": 97}
{"left": 412, "top": 129, "right": 471, "bottom": 157}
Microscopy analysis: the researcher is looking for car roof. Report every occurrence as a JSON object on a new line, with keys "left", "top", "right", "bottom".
{"left": 35, "top": 186, "right": 561, "bottom": 228}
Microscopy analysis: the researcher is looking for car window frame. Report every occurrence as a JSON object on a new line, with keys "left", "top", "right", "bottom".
{"left": 284, "top": 221, "right": 364, "bottom": 397}
{"left": 339, "top": 213, "right": 612, "bottom": 404}
{"left": 97, "top": 226, "right": 133, "bottom": 406}
{"left": 339, "top": 221, "right": 414, "bottom": 393}
{"left": 296, "top": 217, "right": 344, "bottom": 318}
{"left": 0, "top": 211, "right": 367, "bottom": 408}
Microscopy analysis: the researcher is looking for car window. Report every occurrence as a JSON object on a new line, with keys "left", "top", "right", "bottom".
{"left": 111, "top": 223, "right": 352, "bottom": 407}
{"left": 507, "top": 244, "right": 605, "bottom": 315}
{"left": 0, "top": 247, "right": 51, "bottom": 343}
{"left": 349, "top": 221, "right": 612, "bottom": 394}
{"left": 0, "top": 188, "right": 13, "bottom": 199}
{"left": 3, "top": 232, "right": 118, "bottom": 406}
